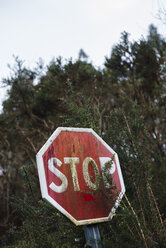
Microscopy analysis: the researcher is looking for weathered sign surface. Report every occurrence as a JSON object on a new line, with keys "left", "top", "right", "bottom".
{"left": 36, "top": 127, "right": 125, "bottom": 225}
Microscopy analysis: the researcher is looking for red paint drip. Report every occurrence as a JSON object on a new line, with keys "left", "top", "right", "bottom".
{"left": 83, "top": 193, "right": 95, "bottom": 202}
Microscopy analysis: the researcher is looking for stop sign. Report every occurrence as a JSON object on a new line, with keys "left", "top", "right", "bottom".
{"left": 36, "top": 127, "right": 125, "bottom": 225}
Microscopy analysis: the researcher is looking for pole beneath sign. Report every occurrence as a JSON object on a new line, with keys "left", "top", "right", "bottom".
{"left": 83, "top": 224, "right": 102, "bottom": 248}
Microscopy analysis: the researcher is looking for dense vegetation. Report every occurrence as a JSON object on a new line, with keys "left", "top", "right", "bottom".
{"left": 0, "top": 25, "right": 166, "bottom": 247}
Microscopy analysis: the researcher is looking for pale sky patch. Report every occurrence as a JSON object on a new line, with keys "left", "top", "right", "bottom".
{"left": 0, "top": 0, "right": 166, "bottom": 111}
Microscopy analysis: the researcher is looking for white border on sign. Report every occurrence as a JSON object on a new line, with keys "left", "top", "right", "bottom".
{"left": 36, "top": 127, "right": 125, "bottom": 226}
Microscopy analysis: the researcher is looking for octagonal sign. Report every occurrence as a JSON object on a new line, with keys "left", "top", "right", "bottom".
{"left": 36, "top": 127, "right": 125, "bottom": 225}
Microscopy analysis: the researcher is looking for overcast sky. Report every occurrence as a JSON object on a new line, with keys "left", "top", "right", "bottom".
{"left": 0, "top": 0, "right": 166, "bottom": 111}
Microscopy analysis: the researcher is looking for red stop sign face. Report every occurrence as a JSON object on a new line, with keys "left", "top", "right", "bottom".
{"left": 36, "top": 127, "right": 125, "bottom": 225}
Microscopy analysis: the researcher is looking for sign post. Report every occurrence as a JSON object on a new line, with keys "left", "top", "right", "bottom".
{"left": 36, "top": 127, "right": 125, "bottom": 246}
{"left": 83, "top": 224, "right": 102, "bottom": 248}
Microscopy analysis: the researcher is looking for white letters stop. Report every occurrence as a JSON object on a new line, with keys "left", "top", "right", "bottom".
{"left": 48, "top": 157, "right": 116, "bottom": 193}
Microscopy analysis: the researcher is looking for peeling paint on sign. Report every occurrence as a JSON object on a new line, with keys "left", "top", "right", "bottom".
{"left": 36, "top": 127, "right": 125, "bottom": 226}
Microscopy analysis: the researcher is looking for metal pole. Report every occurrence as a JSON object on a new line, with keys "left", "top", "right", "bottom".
{"left": 83, "top": 224, "right": 102, "bottom": 248}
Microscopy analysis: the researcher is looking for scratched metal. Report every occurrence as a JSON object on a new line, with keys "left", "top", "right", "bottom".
{"left": 37, "top": 127, "right": 125, "bottom": 225}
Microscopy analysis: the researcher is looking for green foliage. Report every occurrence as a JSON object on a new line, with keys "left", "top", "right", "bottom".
{"left": 1, "top": 164, "right": 84, "bottom": 248}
